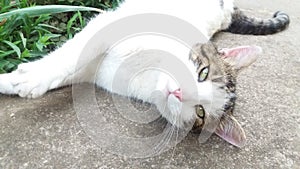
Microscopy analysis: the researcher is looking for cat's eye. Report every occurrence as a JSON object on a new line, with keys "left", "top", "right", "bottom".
{"left": 195, "top": 104, "right": 205, "bottom": 119}
{"left": 198, "top": 67, "right": 209, "bottom": 82}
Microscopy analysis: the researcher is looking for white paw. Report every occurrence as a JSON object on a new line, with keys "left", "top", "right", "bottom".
{"left": 13, "top": 77, "right": 49, "bottom": 99}
{"left": 0, "top": 73, "right": 15, "bottom": 95}
{"left": 1, "top": 62, "right": 58, "bottom": 98}
{"left": 15, "top": 63, "right": 52, "bottom": 98}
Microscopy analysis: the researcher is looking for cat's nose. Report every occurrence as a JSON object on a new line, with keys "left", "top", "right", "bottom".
{"left": 169, "top": 88, "right": 183, "bottom": 101}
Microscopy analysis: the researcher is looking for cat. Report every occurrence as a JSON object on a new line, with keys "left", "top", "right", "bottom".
{"left": 0, "top": 0, "right": 289, "bottom": 147}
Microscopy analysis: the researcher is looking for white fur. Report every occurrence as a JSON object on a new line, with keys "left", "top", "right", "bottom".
{"left": 0, "top": 0, "right": 235, "bottom": 127}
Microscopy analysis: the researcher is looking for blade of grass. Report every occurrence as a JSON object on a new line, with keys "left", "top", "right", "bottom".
{"left": 38, "top": 23, "right": 63, "bottom": 32}
{"left": 0, "top": 50, "right": 15, "bottom": 59}
{"left": 67, "top": 12, "right": 79, "bottom": 39}
{"left": 77, "top": 11, "right": 84, "bottom": 27}
{"left": 18, "top": 31, "right": 27, "bottom": 48}
{"left": 3, "top": 40, "right": 21, "bottom": 58}
{"left": 0, "top": 5, "right": 104, "bottom": 20}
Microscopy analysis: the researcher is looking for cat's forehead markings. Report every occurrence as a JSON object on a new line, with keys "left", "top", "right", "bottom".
{"left": 199, "top": 45, "right": 210, "bottom": 66}
{"left": 189, "top": 46, "right": 210, "bottom": 68}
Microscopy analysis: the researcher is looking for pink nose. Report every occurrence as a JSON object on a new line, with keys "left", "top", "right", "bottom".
{"left": 169, "top": 88, "right": 183, "bottom": 101}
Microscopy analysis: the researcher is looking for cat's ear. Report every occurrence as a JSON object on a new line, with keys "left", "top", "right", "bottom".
{"left": 219, "top": 46, "right": 262, "bottom": 70}
{"left": 214, "top": 115, "right": 246, "bottom": 147}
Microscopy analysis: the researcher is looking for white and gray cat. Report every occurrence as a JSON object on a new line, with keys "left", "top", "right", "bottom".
{"left": 0, "top": 0, "right": 289, "bottom": 147}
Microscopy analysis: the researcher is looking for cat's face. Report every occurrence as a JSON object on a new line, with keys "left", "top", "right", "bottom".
{"left": 189, "top": 42, "right": 262, "bottom": 147}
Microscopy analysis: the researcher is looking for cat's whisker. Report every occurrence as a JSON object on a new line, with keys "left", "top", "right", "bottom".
{"left": 152, "top": 110, "right": 184, "bottom": 156}
{"left": 152, "top": 122, "right": 175, "bottom": 155}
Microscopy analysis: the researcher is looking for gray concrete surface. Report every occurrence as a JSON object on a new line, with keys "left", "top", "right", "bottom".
{"left": 0, "top": 0, "right": 299, "bottom": 168}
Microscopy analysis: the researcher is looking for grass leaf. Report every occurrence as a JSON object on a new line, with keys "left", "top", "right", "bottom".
{"left": 18, "top": 31, "right": 27, "bottom": 48}
{"left": 0, "top": 50, "right": 15, "bottom": 59}
{"left": 67, "top": 12, "right": 79, "bottom": 39}
{"left": 38, "top": 23, "right": 63, "bottom": 32}
{"left": 0, "top": 5, "right": 103, "bottom": 20}
{"left": 3, "top": 40, "right": 21, "bottom": 58}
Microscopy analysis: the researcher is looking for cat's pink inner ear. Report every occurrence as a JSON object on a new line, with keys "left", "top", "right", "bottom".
{"left": 214, "top": 116, "right": 246, "bottom": 147}
{"left": 219, "top": 46, "right": 262, "bottom": 70}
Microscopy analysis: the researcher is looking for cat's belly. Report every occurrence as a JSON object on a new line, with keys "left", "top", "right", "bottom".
{"left": 95, "top": 53, "right": 161, "bottom": 103}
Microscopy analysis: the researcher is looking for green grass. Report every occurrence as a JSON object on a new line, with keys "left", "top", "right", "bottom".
{"left": 0, "top": 0, "right": 122, "bottom": 74}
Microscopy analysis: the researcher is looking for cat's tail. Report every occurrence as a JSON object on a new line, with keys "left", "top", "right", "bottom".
{"left": 226, "top": 7, "right": 290, "bottom": 35}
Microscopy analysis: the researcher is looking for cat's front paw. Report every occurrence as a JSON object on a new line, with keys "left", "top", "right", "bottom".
{"left": 0, "top": 73, "right": 15, "bottom": 95}
{"left": 14, "top": 63, "right": 52, "bottom": 98}
{"left": 1, "top": 62, "right": 60, "bottom": 98}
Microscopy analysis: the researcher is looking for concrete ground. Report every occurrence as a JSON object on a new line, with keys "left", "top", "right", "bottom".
{"left": 0, "top": 0, "right": 299, "bottom": 168}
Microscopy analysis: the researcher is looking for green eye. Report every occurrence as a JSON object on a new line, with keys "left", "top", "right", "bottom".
{"left": 195, "top": 104, "right": 205, "bottom": 119}
{"left": 198, "top": 67, "right": 209, "bottom": 82}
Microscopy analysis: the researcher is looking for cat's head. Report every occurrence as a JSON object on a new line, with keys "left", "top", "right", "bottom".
{"left": 189, "top": 42, "right": 262, "bottom": 147}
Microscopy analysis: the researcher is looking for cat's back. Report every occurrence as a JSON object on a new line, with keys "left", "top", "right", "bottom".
{"left": 76, "top": 0, "right": 234, "bottom": 56}
{"left": 114, "top": 0, "right": 234, "bottom": 38}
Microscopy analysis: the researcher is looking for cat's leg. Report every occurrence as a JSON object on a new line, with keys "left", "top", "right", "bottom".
{"left": 0, "top": 40, "right": 94, "bottom": 98}
{"left": 0, "top": 73, "right": 15, "bottom": 95}
{"left": 0, "top": 12, "right": 116, "bottom": 98}
{"left": 0, "top": 54, "right": 75, "bottom": 98}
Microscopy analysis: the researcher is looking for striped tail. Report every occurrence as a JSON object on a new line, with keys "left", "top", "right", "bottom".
{"left": 226, "top": 7, "right": 290, "bottom": 35}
